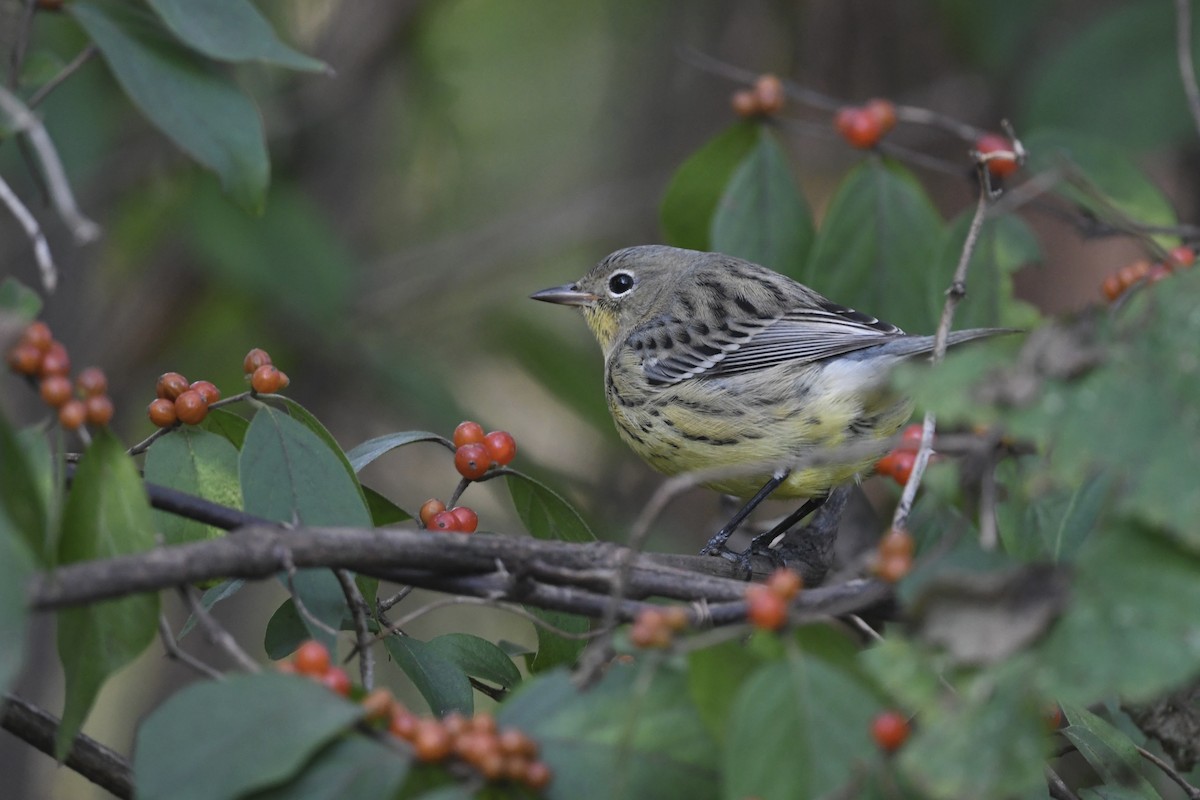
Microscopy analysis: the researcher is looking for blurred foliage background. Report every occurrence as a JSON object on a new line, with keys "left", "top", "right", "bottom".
{"left": 2, "top": 0, "right": 1198, "bottom": 795}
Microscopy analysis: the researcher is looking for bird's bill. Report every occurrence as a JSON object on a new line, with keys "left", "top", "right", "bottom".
{"left": 530, "top": 284, "right": 599, "bottom": 307}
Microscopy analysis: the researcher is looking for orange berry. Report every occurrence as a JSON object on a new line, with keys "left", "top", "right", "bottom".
{"left": 7, "top": 342, "right": 42, "bottom": 375}
{"left": 470, "top": 712, "right": 497, "bottom": 736}
{"left": 453, "top": 420, "right": 486, "bottom": 448}
{"left": 746, "top": 584, "right": 788, "bottom": 630}
{"left": 320, "top": 666, "right": 352, "bottom": 696}
{"left": 389, "top": 708, "right": 418, "bottom": 740}
{"left": 418, "top": 498, "right": 446, "bottom": 528}
{"left": 39, "top": 342, "right": 70, "bottom": 377}
{"left": 275, "top": 660, "right": 297, "bottom": 674}
{"left": 454, "top": 443, "right": 492, "bottom": 480}
{"left": 360, "top": 688, "right": 395, "bottom": 722}
{"left": 293, "top": 640, "right": 331, "bottom": 676}
{"left": 21, "top": 321, "right": 53, "bottom": 352}
{"left": 1147, "top": 263, "right": 1172, "bottom": 285}
{"left": 875, "top": 552, "right": 913, "bottom": 583}
{"left": 174, "top": 389, "right": 208, "bottom": 425}
{"left": 39, "top": 374, "right": 73, "bottom": 408}
{"left": 441, "top": 712, "right": 469, "bottom": 737}
{"left": 413, "top": 719, "right": 453, "bottom": 762}
{"left": 1045, "top": 704, "right": 1064, "bottom": 731}
{"left": 250, "top": 364, "right": 283, "bottom": 394}
{"left": 429, "top": 510, "right": 458, "bottom": 532}
{"left": 871, "top": 710, "right": 911, "bottom": 753}
{"left": 1118, "top": 260, "right": 1151, "bottom": 288}
{"left": 524, "top": 760, "right": 553, "bottom": 790}
{"left": 731, "top": 88, "right": 761, "bottom": 118}
{"left": 147, "top": 398, "right": 177, "bottom": 428}
{"left": 879, "top": 528, "right": 915, "bottom": 560}
{"left": 84, "top": 395, "right": 115, "bottom": 427}
{"left": 888, "top": 451, "right": 916, "bottom": 486}
{"left": 899, "top": 423, "right": 924, "bottom": 449}
{"left": 975, "top": 133, "right": 1019, "bottom": 179}
{"left": 660, "top": 605, "right": 689, "bottom": 632}
{"left": 835, "top": 107, "right": 883, "bottom": 149}
{"left": 189, "top": 380, "right": 221, "bottom": 405}
{"left": 765, "top": 567, "right": 803, "bottom": 601}
{"left": 155, "top": 372, "right": 189, "bottom": 400}
{"left": 58, "top": 399, "right": 86, "bottom": 430}
{"left": 449, "top": 506, "right": 479, "bottom": 533}
{"left": 863, "top": 98, "right": 897, "bottom": 133}
{"left": 1102, "top": 273, "right": 1124, "bottom": 302}
{"left": 75, "top": 367, "right": 108, "bottom": 397}
{"left": 243, "top": 348, "right": 272, "bottom": 374}
{"left": 483, "top": 430, "right": 517, "bottom": 466}
{"left": 753, "top": 73, "right": 785, "bottom": 115}
{"left": 476, "top": 749, "right": 506, "bottom": 781}
{"left": 501, "top": 754, "right": 529, "bottom": 782}
{"left": 498, "top": 728, "right": 535, "bottom": 758}
{"left": 1169, "top": 245, "right": 1195, "bottom": 267}
{"left": 276, "top": 371, "right": 290, "bottom": 389}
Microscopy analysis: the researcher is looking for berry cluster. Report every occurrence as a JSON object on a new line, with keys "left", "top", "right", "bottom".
{"left": 833, "top": 99, "right": 897, "bottom": 149}
{"left": 278, "top": 639, "right": 353, "bottom": 696}
{"left": 6, "top": 321, "right": 114, "bottom": 430}
{"left": 452, "top": 421, "right": 516, "bottom": 481}
{"left": 871, "top": 527, "right": 915, "bottom": 583}
{"left": 147, "top": 372, "right": 222, "bottom": 428}
{"left": 1101, "top": 246, "right": 1194, "bottom": 303}
{"left": 871, "top": 710, "right": 911, "bottom": 753}
{"left": 244, "top": 347, "right": 290, "bottom": 394}
{"left": 731, "top": 74, "right": 786, "bottom": 118}
{"left": 744, "top": 567, "right": 804, "bottom": 631}
{"left": 874, "top": 424, "right": 924, "bottom": 486}
{"left": 628, "top": 605, "right": 689, "bottom": 649}
{"left": 974, "top": 133, "right": 1019, "bottom": 179}
{"left": 419, "top": 498, "right": 479, "bottom": 534}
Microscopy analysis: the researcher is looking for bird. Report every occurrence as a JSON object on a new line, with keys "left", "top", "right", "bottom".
{"left": 531, "top": 245, "right": 1009, "bottom": 559}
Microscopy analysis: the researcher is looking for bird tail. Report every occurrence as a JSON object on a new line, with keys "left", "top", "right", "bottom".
{"left": 859, "top": 327, "right": 1019, "bottom": 360}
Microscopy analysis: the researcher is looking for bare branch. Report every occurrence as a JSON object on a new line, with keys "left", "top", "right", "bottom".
{"left": 0, "top": 171, "right": 57, "bottom": 291}
{"left": 334, "top": 568, "right": 374, "bottom": 690}
{"left": 27, "top": 44, "right": 97, "bottom": 109}
{"left": 157, "top": 612, "right": 224, "bottom": 681}
{"left": 178, "top": 586, "right": 260, "bottom": 673}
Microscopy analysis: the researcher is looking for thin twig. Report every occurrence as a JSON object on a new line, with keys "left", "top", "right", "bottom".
{"left": 1046, "top": 767, "right": 1081, "bottom": 800}
{"left": 0, "top": 172, "right": 56, "bottom": 292}
{"left": 368, "top": 595, "right": 602, "bottom": 648}
{"left": 178, "top": 585, "right": 260, "bottom": 673}
{"left": 377, "top": 586, "right": 414, "bottom": 614}
{"left": 334, "top": 568, "right": 374, "bottom": 691}
{"left": 27, "top": 44, "right": 97, "bottom": 108}
{"left": 1136, "top": 745, "right": 1200, "bottom": 799}
{"left": 1176, "top": 0, "right": 1200, "bottom": 139}
{"left": 277, "top": 550, "right": 341, "bottom": 638}
{"left": 157, "top": 612, "right": 224, "bottom": 680}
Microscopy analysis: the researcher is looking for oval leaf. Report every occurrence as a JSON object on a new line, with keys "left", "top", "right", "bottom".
{"left": 346, "top": 431, "right": 449, "bottom": 473}
{"left": 246, "top": 735, "right": 410, "bottom": 800}
{"left": 505, "top": 471, "right": 595, "bottom": 542}
{"left": 0, "top": 511, "right": 34, "bottom": 693}
{"left": 0, "top": 409, "right": 48, "bottom": 562}
{"left": 661, "top": 121, "right": 760, "bottom": 251}
{"left": 383, "top": 636, "right": 474, "bottom": 716}
{"left": 146, "top": 0, "right": 329, "bottom": 72}
{"left": 144, "top": 428, "right": 243, "bottom": 546}
{"left": 425, "top": 633, "right": 522, "bottom": 690}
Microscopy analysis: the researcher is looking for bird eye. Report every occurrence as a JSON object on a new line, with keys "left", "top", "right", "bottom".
{"left": 607, "top": 271, "right": 635, "bottom": 297}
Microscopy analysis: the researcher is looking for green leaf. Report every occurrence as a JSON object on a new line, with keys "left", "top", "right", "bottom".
{"left": 724, "top": 635, "right": 881, "bottom": 800}
{"left": 0, "top": 277, "right": 42, "bottom": 319}
{"left": 932, "top": 212, "right": 1041, "bottom": 330}
{"left": 383, "top": 636, "right": 474, "bottom": 716}
{"left": 506, "top": 471, "right": 595, "bottom": 542}
{"left": 0, "top": 509, "right": 34, "bottom": 693}
{"left": 144, "top": 428, "right": 242, "bottom": 546}
{"left": 1022, "top": 130, "right": 1177, "bottom": 243}
{"left": 363, "top": 486, "right": 411, "bottom": 526}
{"left": 661, "top": 121, "right": 759, "bottom": 251}
{"left": 527, "top": 608, "right": 588, "bottom": 673}
{"left": 264, "top": 597, "right": 310, "bottom": 660}
{"left": 201, "top": 408, "right": 250, "bottom": 449}
{"left": 687, "top": 637, "right": 769, "bottom": 740}
{"left": 178, "top": 579, "right": 244, "bottom": 640}
{"left": 145, "top": 0, "right": 328, "bottom": 72}
{"left": 274, "top": 397, "right": 367, "bottom": 503}
{"left": 1020, "top": 1, "right": 1200, "bottom": 150}
{"left": 241, "top": 405, "right": 372, "bottom": 651}
{"left": 56, "top": 429, "right": 159, "bottom": 758}
{"left": 0, "top": 410, "right": 48, "bottom": 563}
{"left": 1060, "top": 705, "right": 1157, "bottom": 798}
{"left": 346, "top": 431, "right": 448, "bottom": 473}
{"left": 710, "top": 126, "right": 814, "bottom": 277}
{"left": 69, "top": 0, "right": 269, "bottom": 212}
{"left": 134, "top": 672, "right": 365, "bottom": 800}
{"left": 804, "top": 158, "right": 945, "bottom": 332}
{"left": 498, "top": 665, "right": 721, "bottom": 800}
{"left": 425, "top": 633, "right": 523, "bottom": 690}
{"left": 246, "top": 735, "right": 410, "bottom": 800}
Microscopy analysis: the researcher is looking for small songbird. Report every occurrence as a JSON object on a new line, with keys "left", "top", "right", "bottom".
{"left": 532, "top": 245, "right": 1008, "bottom": 556}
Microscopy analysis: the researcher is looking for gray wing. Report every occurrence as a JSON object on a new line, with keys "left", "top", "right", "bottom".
{"left": 630, "top": 300, "right": 906, "bottom": 387}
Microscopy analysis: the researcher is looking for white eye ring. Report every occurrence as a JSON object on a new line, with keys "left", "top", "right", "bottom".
{"left": 607, "top": 270, "right": 636, "bottom": 297}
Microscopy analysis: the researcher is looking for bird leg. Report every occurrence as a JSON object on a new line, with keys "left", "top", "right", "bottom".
{"left": 699, "top": 470, "right": 790, "bottom": 560}
{"left": 747, "top": 495, "right": 829, "bottom": 555}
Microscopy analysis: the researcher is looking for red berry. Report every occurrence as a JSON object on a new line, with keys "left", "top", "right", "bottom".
{"left": 320, "top": 666, "right": 352, "bottom": 696}
{"left": 731, "top": 89, "right": 760, "bottom": 118}
{"left": 835, "top": 107, "right": 883, "bottom": 149}
{"left": 84, "top": 395, "right": 114, "bottom": 427}
{"left": 1147, "top": 263, "right": 1172, "bottom": 285}
{"left": 975, "top": 133, "right": 1018, "bottom": 179}
{"left": 243, "top": 348, "right": 272, "bottom": 374}
{"left": 1101, "top": 274, "right": 1124, "bottom": 302}
{"left": 276, "top": 371, "right": 290, "bottom": 389}
{"left": 76, "top": 367, "right": 108, "bottom": 397}
{"left": 39, "top": 375, "right": 73, "bottom": 408}
{"left": 630, "top": 616, "right": 672, "bottom": 649}
{"left": 863, "top": 98, "right": 897, "bottom": 133}
{"left": 1118, "top": 261, "right": 1151, "bottom": 288}
{"left": 454, "top": 443, "right": 492, "bottom": 480}
{"left": 20, "top": 321, "right": 52, "bottom": 352}
{"left": 746, "top": 584, "right": 788, "bottom": 630}
{"left": 483, "top": 430, "right": 517, "bottom": 465}
{"left": 888, "top": 451, "right": 916, "bottom": 486}
{"left": 753, "top": 73, "right": 785, "bottom": 115}
{"left": 174, "top": 389, "right": 208, "bottom": 425}
{"left": 899, "top": 423, "right": 924, "bottom": 448}
{"left": 389, "top": 708, "right": 418, "bottom": 740}
{"left": 418, "top": 498, "right": 446, "bottom": 528}
{"left": 147, "top": 398, "right": 177, "bottom": 428}
{"left": 58, "top": 399, "right": 86, "bottom": 430}
{"left": 871, "top": 710, "right": 911, "bottom": 753}
{"left": 1169, "top": 245, "right": 1195, "bottom": 268}
{"left": 875, "top": 552, "right": 913, "bottom": 583}
{"left": 449, "top": 506, "right": 478, "bottom": 533}
{"left": 660, "top": 606, "right": 689, "bottom": 632}
{"left": 156, "top": 372, "right": 190, "bottom": 400}
{"left": 39, "top": 342, "right": 70, "bottom": 377}
{"left": 453, "top": 420, "right": 486, "bottom": 448}
{"left": 7, "top": 342, "right": 42, "bottom": 375}
{"left": 524, "top": 761, "right": 553, "bottom": 790}
{"left": 412, "top": 719, "right": 453, "bottom": 762}
{"left": 879, "top": 528, "right": 915, "bottom": 560}
{"left": 251, "top": 364, "right": 283, "bottom": 394}
{"left": 429, "top": 510, "right": 458, "bottom": 532}
{"left": 765, "top": 568, "right": 803, "bottom": 601}
{"left": 361, "top": 688, "right": 396, "bottom": 722}
{"left": 294, "top": 640, "right": 331, "bottom": 676}
{"left": 189, "top": 380, "right": 221, "bottom": 405}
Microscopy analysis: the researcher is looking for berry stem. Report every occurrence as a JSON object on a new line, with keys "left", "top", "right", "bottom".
{"left": 447, "top": 477, "right": 470, "bottom": 509}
